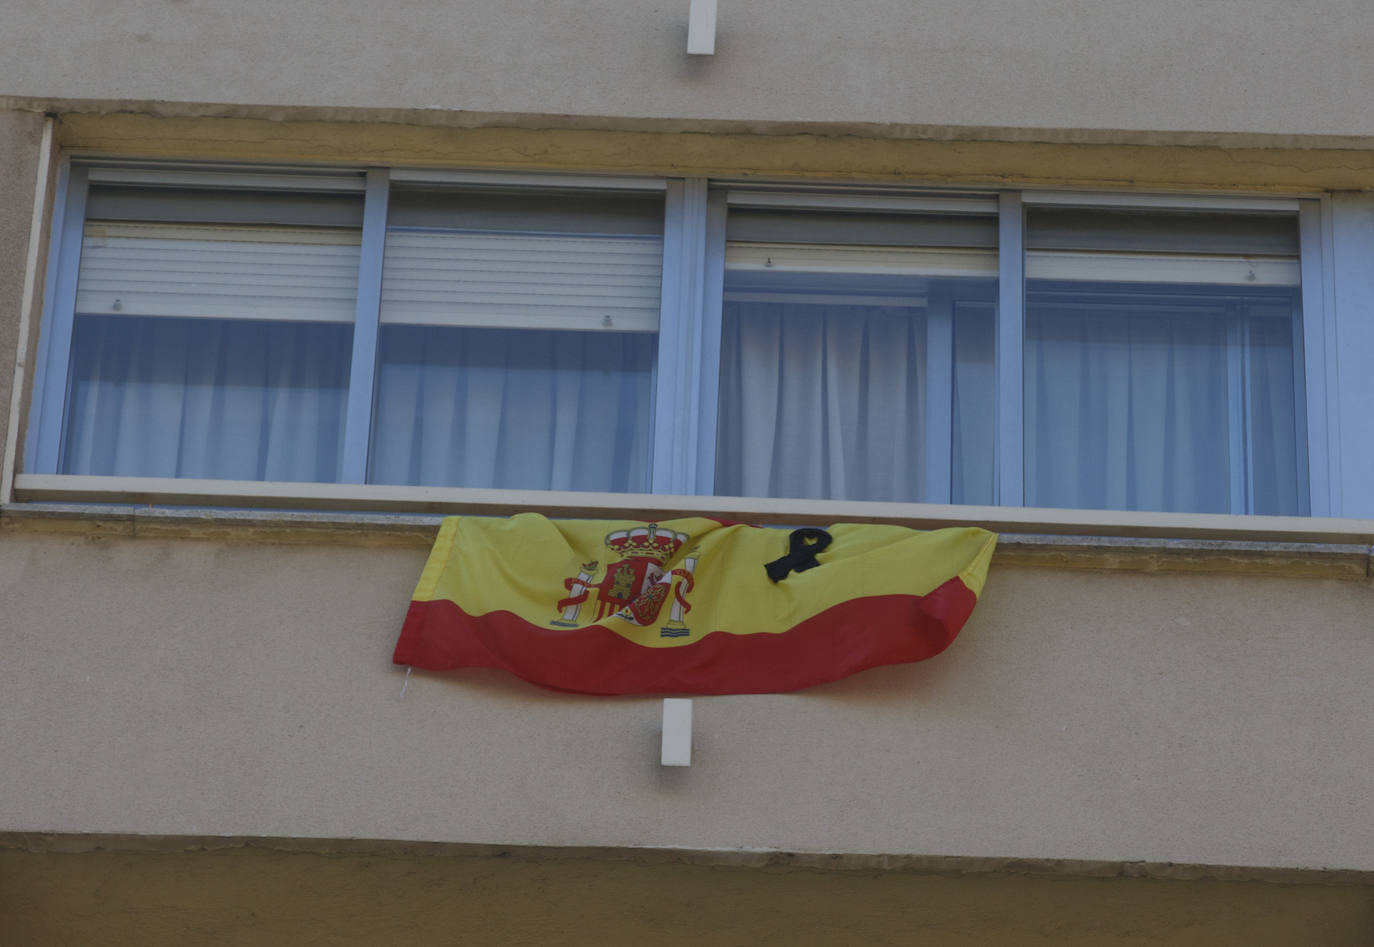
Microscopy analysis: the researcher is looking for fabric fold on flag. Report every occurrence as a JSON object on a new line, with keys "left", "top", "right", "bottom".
{"left": 394, "top": 514, "right": 996, "bottom": 695}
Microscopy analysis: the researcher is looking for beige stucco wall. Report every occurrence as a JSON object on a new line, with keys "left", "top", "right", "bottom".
{"left": 4, "top": 0, "right": 1374, "bottom": 143}
{"left": 1, "top": 527, "right": 1370, "bottom": 871}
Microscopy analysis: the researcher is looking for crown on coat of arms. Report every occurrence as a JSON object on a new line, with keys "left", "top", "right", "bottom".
{"left": 604, "top": 523, "right": 689, "bottom": 567}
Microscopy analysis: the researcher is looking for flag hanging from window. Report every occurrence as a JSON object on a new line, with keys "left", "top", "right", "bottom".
{"left": 393, "top": 514, "right": 996, "bottom": 695}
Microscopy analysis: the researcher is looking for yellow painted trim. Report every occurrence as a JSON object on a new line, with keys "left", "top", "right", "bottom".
{"left": 51, "top": 112, "right": 1374, "bottom": 193}
{"left": 6, "top": 832, "right": 1373, "bottom": 885}
{"left": 4, "top": 841, "right": 1370, "bottom": 947}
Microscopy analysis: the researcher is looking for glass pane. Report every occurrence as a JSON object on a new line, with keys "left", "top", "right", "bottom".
{"left": 716, "top": 300, "right": 929, "bottom": 501}
{"left": 62, "top": 315, "right": 351, "bottom": 481}
{"left": 1025, "top": 210, "right": 1304, "bottom": 514}
{"left": 60, "top": 184, "right": 363, "bottom": 483}
{"left": 1247, "top": 304, "right": 1304, "bottom": 516}
{"left": 1025, "top": 298, "right": 1233, "bottom": 512}
{"left": 371, "top": 186, "right": 662, "bottom": 492}
{"left": 370, "top": 325, "right": 653, "bottom": 491}
{"left": 714, "top": 207, "right": 997, "bottom": 502}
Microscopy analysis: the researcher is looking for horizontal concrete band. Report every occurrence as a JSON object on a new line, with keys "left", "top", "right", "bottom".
{"left": 17, "top": 110, "right": 1374, "bottom": 194}
{"left": 3, "top": 832, "right": 1370, "bottom": 887}
{"left": 3, "top": 501, "right": 1371, "bottom": 579}
{"left": 10, "top": 96, "right": 1374, "bottom": 152}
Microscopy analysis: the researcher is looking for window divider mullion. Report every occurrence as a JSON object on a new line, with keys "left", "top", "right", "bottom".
{"left": 339, "top": 167, "right": 389, "bottom": 484}
{"left": 996, "top": 192, "right": 1025, "bottom": 507}
{"left": 32, "top": 161, "right": 88, "bottom": 474}
{"left": 1298, "top": 199, "right": 1331, "bottom": 516}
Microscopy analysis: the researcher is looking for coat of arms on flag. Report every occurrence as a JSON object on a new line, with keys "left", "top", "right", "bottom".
{"left": 394, "top": 514, "right": 996, "bottom": 695}
{"left": 552, "top": 524, "right": 698, "bottom": 631}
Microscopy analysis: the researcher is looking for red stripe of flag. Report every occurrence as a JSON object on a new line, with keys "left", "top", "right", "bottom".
{"left": 393, "top": 577, "right": 977, "bottom": 695}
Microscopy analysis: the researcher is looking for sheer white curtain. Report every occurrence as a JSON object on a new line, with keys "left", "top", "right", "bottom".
{"left": 61, "top": 315, "right": 351, "bottom": 481}
{"left": 1024, "top": 302, "right": 1299, "bottom": 514}
{"left": 951, "top": 303, "right": 996, "bottom": 505}
{"left": 1247, "top": 309, "right": 1303, "bottom": 515}
{"left": 369, "top": 325, "right": 654, "bottom": 492}
{"left": 1023, "top": 208, "right": 1304, "bottom": 515}
{"left": 715, "top": 301, "right": 928, "bottom": 501}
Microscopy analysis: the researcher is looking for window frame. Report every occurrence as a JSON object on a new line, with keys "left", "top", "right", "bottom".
{"left": 707, "top": 185, "right": 1001, "bottom": 504}
{"left": 20, "top": 158, "right": 1335, "bottom": 519}
{"left": 1018, "top": 189, "right": 1330, "bottom": 517}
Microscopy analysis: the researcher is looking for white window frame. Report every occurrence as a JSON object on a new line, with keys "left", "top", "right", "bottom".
{"left": 16, "top": 160, "right": 1338, "bottom": 520}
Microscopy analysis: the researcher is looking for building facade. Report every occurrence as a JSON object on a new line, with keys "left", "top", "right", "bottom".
{"left": 1, "top": 2, "right": 1373, "bottom": 942}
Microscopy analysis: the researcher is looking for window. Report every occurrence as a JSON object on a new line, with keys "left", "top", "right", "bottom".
{"left": 714, "top": 198, "right": 997, "bottom": 504}
{"left": 1023, "top": 209, "right": 1306, "bottom": 515}
{"left": 28, "top": 166, "right": 667, "bottom": 494}
{"left": 369, "top": 185, "right": 662, "bottom": 491}
{"left": 24, "top": 164, "right": 1329, "bottom": 518}
{"left": 59, "top": 180, "right": 361, "bottom": 482}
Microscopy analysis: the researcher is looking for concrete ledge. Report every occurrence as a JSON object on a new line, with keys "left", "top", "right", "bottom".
{"left": 3, "top": 501, "right": 1371, "bottom": 578}
{"left": 993, "top": 533, "right": 1371, "bottom": 579}
{"left": 7, "top": 97, "right": 1374, "bottom": 152}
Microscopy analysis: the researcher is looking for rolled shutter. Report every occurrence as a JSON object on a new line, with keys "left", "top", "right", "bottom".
{"left": 1026, "top": 210, "right": 1301, "bottom": 287}
{"left": 75, "top": 221, "right": 362, "bottom": 323}
{"left": 378, "top": 229, "right": 664, "bottom": 333}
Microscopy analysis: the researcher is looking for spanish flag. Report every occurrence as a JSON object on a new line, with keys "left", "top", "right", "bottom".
{"left": 394, "top": 515, "right": 996, "bottom": 695}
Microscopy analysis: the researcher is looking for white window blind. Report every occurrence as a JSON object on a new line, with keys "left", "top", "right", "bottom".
{"left": 75, "top": 221, "right": 362, "bottom": 323}
{"left": 378, "top": 229, "right": 663, "bottom": 332}
{"left": 726, "top": 243, "right": 998, "bottom": 279}
{"left": 1025, "top": 251, "right": 1299, "bottom": 287}
{"left": 1024, "top": 209, "right": 1301, "bottom": 287}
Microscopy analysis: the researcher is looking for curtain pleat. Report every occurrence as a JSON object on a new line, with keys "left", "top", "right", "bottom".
{"left": 715, "top": 301, "right": 928, "bottom": 502}
{"left": 951, "top": 303, "right": 996, "bottom": 505}
{"left": 1248, "top": 311, "right": 1302, "bottom": 515}
{"left": 1023, "top": 301, "right": 1301, "bottom": 514}
{"left": 369, "top": 325, "right": 653, "bottom": 492}
{"left": 62, "top": 314, "right": 350, "bottom": 481}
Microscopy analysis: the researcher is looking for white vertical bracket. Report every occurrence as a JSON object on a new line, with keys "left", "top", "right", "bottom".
{"left": 661, "top": 698, "right": 693, "bottom": 766}
{"left": 687, "top": 0, "right": 717, "bottom": 55}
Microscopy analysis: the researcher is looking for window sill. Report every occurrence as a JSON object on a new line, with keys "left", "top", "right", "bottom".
{"left": 6, "top": 475, "right": 1372, "bottom": 578}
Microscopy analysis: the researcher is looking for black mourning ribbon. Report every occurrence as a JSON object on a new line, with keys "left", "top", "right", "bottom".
{"left": 765, "top": 528, "right": 833, "bottom": 583}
